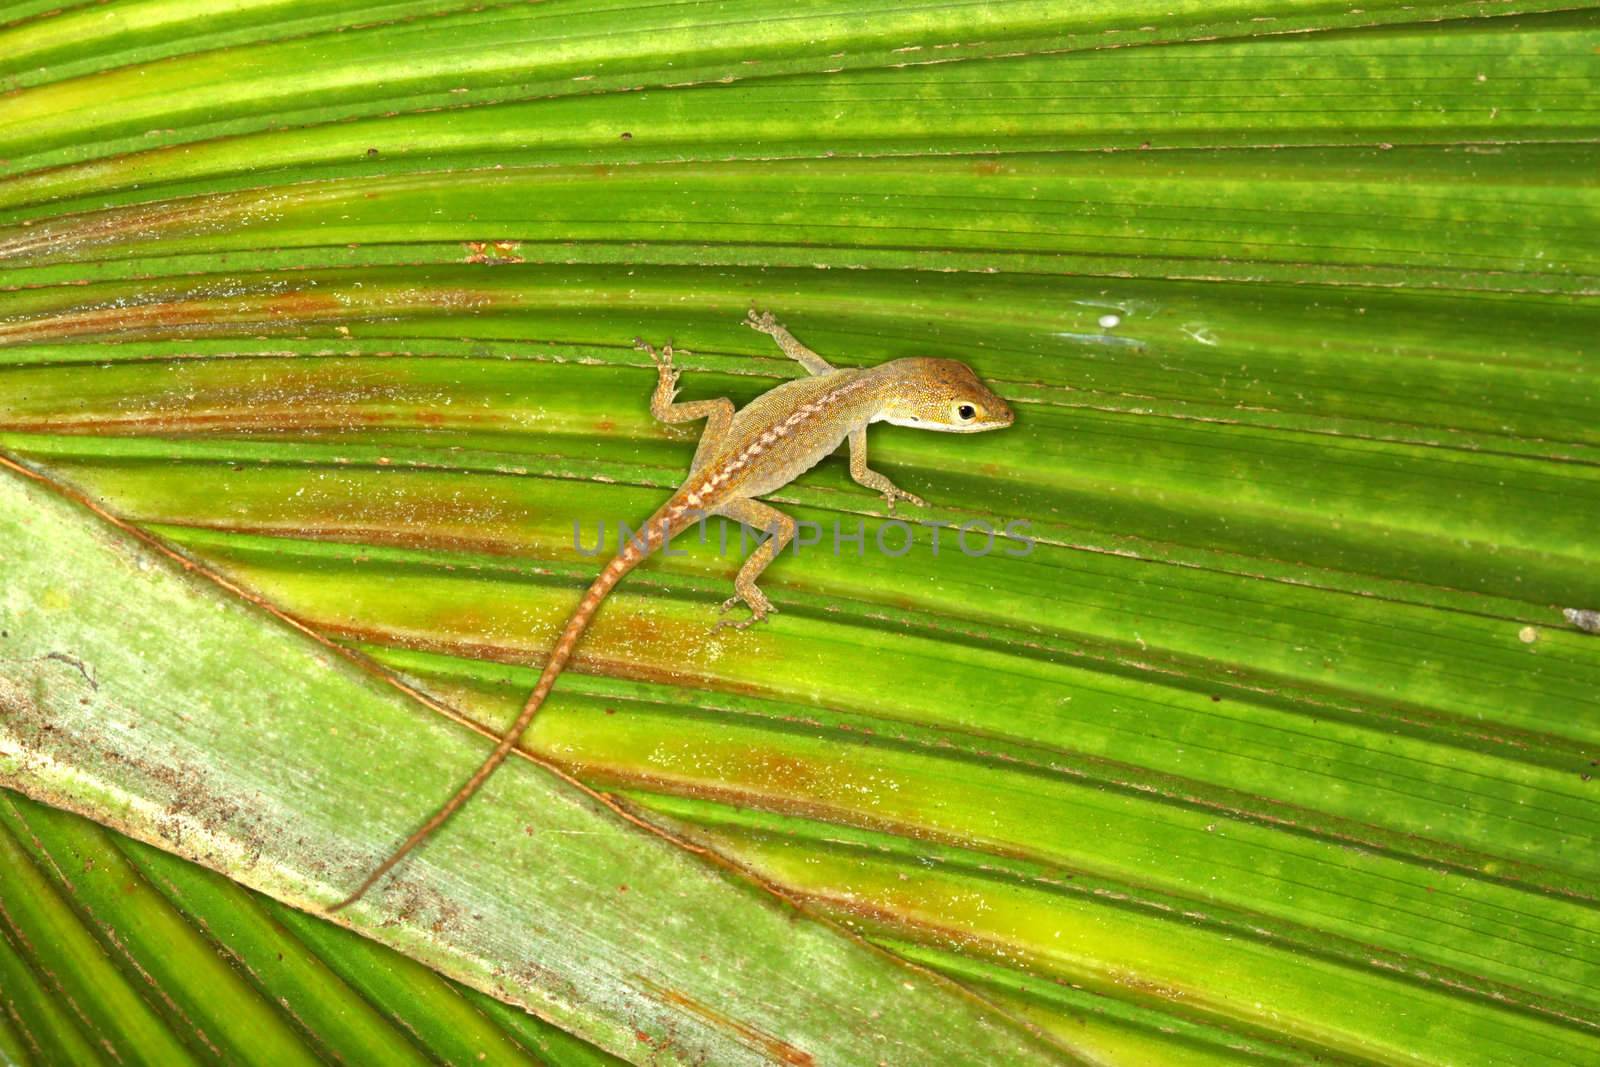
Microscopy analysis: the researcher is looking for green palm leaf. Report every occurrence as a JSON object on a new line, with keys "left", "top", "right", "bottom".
{"left": 2, "top": 2, "right": 1597, "bottom": 1064}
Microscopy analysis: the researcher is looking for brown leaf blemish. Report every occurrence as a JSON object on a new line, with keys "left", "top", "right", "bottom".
{"left": 635, "top": 976, "right": 814, "bottom": 1067}
{"left": 42, "top": 652, "right": 97, "bottom": 691}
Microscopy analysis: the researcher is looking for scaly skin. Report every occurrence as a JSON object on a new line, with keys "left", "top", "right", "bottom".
{"left": 332, "top": 311, "right": 1015, "bottom": 909}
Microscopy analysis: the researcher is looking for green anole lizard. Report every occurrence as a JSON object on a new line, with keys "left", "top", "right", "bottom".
{"left": 332, "top": 310, "right": 1014, "bottom": 909}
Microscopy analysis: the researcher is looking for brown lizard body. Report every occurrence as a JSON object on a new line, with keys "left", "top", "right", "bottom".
{"left": 332, "top": 310, "right": 1014, "bottom": 909}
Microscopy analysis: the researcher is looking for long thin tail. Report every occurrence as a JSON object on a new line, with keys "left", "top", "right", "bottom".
{"left": 330, "top": 509, "right": 674, "bottom": 911}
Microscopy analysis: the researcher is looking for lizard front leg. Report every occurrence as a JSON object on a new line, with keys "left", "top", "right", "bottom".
{"left": 637, "top": 338, "right": 735, "bottom": 471}
{"left": 711, "top": 498, "right": 796, "bottom": 630}
{"left": 848, "top": 427, "right": 927, "bottom": 511}
{"left": 744, "top": 310, "right": 836, "bottom": 376}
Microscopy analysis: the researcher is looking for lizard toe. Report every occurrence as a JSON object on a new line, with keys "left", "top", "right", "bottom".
{"left": 713, "top": 613, "right": 755, "bottom": 633}
{"left": 716, "top": 607, "right": 773, "bottom": 632}
{"left": 883, "top": 487, "right": 927, "bottom": 511}
{"left": 715, "top": 592, "right": 776, "bottom": 630}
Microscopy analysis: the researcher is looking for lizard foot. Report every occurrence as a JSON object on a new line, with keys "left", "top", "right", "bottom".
{"left": 882, "top": 487, "right": 928, "bottom": 512}
{"left": 714, "top": 592, "right": 777, "bottom": 632}
{"left": 637, "top": 337, "right": 680, "bottom": 404}
{"left": 635, "top": 337, "right": 676, "bottom": 370}
{"left": 744, "top": 309, "right": 781, "bottom": 336}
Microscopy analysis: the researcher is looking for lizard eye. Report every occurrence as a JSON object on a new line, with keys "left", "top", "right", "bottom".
{"left": 957, "top": 404, "right": 977, "bottom": 421}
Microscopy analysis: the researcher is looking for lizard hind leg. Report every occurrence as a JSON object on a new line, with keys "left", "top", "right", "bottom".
{"left": 711, "top": 498, "right": 797, "bottom": 630}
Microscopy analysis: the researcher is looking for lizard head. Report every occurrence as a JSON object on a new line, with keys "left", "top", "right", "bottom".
{"left": 874, "top": 358, "right": 1015, "bottom": 433}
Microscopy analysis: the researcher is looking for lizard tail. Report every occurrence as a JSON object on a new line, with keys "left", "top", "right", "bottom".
{"left": 330, "top": 505, "right": 681, "bottom": 911}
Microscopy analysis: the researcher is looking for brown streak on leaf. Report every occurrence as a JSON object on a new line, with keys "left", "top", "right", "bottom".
{"left": 634, "top": 976, "right": 815, "bottom": 1067}
{"left": 0, "top": 199, "right": 229, "bottom": 262}
{"left": 0, "top": 292, "right": 348, "bottom": 344}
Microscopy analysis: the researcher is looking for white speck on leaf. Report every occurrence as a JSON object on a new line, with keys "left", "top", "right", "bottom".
{"left": 1563, "top": 608, "right": 1600, "bottom": 635}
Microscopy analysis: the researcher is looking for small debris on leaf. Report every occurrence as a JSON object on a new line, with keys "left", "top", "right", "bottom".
{"left": 1563, "top": 608, "right": 1600, "bottom": 635}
